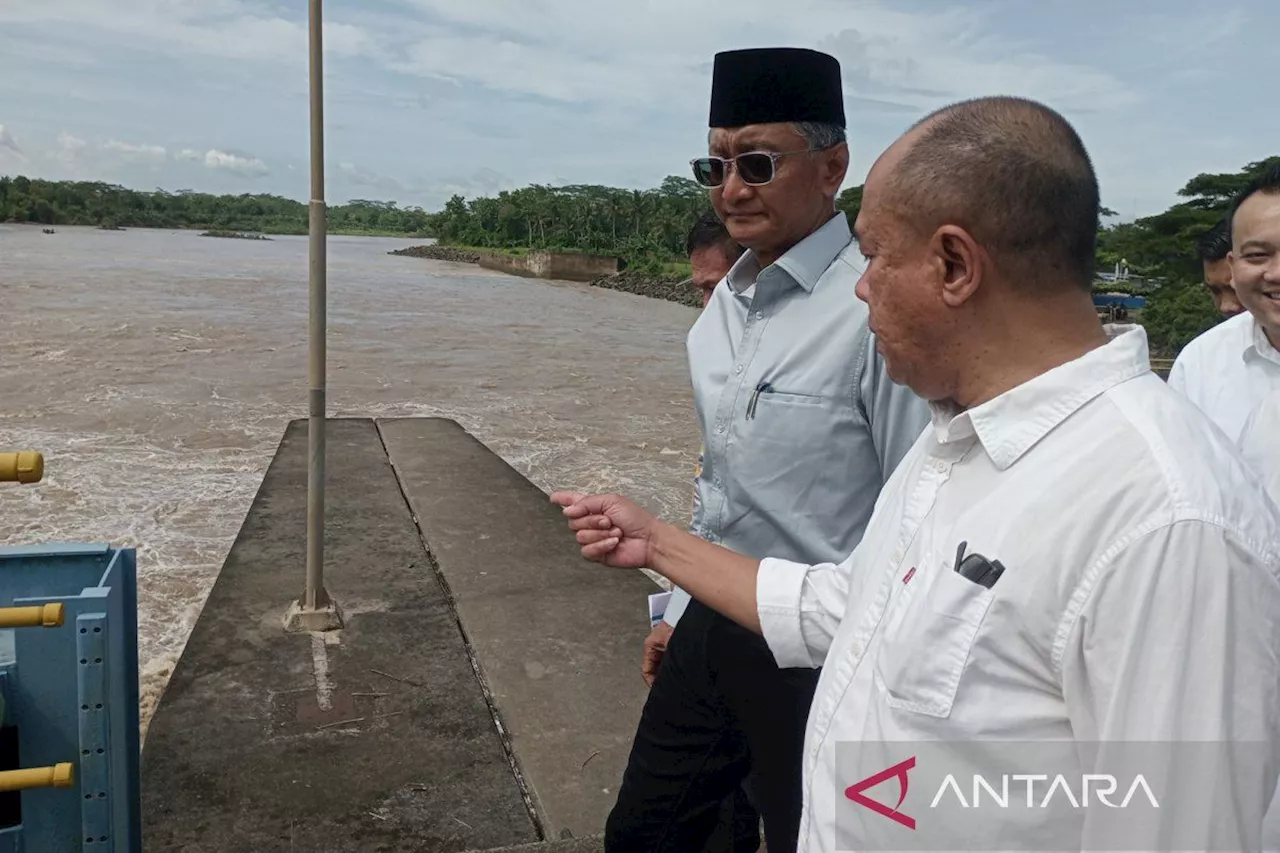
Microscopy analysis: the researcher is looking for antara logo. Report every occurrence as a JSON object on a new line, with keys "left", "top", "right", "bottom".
{"left": 845, "top": 756, "right": 1160, "bottom": 830}
{"left": 930, "top": 773, "right": 1160, "bottom": 809}
{"left": 845, "top": 756, "right": 917, "bottom": 830}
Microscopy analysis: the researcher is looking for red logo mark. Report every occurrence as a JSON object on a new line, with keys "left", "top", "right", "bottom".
{"left": 902, "top": 567, "right": 916, "bottom": 585}
{"left": 845, "top": 755, "right": 916, "bottom": 830}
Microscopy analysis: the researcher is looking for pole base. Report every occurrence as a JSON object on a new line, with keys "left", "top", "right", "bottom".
{"left": 283, "top": 597, "right": 345, "bottom": 633}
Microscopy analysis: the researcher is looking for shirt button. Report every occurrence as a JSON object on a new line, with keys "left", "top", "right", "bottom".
{"left": 755, "top": 311, "right": 764, "bottom": 320}
{"left": 892, "top": 548, "right": 904, "bottom": 563}
{"left": 851, "top": 642, "right": 863, "bottom": 658}
{"left": 735, "top": 364, "right": 744, "bottom": 374}
{"left": 716, "top": 422, "right": 726, "bottom": 434}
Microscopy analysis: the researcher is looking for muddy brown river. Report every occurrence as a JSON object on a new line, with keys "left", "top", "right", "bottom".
{"left": 0, "top": 224, "right": 700, "bottom": 729}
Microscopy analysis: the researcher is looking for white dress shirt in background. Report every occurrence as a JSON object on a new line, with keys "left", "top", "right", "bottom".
{"left": 1240, "top": 390, "right": 1280, "bottom": 508}
{"left": 757, "top": 326, "right": 1280, "bottom": 853}
{"left": 1168, "top": 310, "right": 1280, "bottom": 440}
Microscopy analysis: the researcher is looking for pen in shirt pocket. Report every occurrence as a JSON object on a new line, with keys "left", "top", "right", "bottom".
{"left": 746, "top": 381, "right": 773, "bottom": 419}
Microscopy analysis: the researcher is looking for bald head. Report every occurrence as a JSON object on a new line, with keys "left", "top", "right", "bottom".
{"left": 884, "top": 96, "right": 1100, "bottom": 291}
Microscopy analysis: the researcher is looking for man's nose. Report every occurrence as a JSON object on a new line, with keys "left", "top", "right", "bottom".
{"left": 1264, "top": 256, "right": 1280, "bottom": 284}
{"left": 720, "top": 165, "right": 754, "bottom": 203}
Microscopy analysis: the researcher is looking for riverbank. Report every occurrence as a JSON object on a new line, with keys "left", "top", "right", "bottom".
{"left": 589, "top": 270, "right": 700, "bottom": 308}
{"left": 391, "top": 244, "right": 696, "bottom": 307}
{"left": 389, "top": 244, "right": 484, "bottom": 263}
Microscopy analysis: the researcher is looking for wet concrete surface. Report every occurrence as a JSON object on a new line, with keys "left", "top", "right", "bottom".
{"left": 142, "top": 418, "right": 644, "bottom": 851}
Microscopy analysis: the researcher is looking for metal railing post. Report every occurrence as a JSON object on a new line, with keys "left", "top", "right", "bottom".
{"left": 285, "top": 0, "right": 343, "bottom": 632}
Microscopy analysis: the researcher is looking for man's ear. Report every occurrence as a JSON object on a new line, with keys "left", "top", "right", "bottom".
{"left": 933, "top": 225, "right": 983, "bottom": 307}
{"left": 822, "top": 144, "right": 850, "bottom": 196}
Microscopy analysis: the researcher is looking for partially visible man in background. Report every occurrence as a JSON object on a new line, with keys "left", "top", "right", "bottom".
{"left": 645, "top": 211, "right": 744, "bottom": 685}
{"left": 1169, "top": 163, "right": 1280, "bottom": 439}
{"left": 1197, "top": 217, "right": 1244, "bottom": 317}
{"left": 647, "top": 210, "right": 760, "bottom": 853}
{"left": 683, "top": 210, "right": 744, "bottom": 308}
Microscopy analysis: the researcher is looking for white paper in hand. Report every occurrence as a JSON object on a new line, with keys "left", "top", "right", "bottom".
{"left": 647, "top": 591, "right": 672, "bottom": 628}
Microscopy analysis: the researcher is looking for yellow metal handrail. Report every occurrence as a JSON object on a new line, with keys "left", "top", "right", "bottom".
{"left": 0, "top": 763, "right": 74, "bottom": 793}
{"left": 0, "top": 603, "right": 65, "bottom": 630}
{"left": 0, "top": 451, "right": 43, "bottom": 484}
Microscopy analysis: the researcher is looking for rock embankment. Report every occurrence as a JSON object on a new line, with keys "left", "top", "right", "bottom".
{"left": 391, "top": 244, "right": 698, "bottom": 308}
{"left": 389, "top": 245, "right": 481, "bottom": 263}
{"left": 588, "top": 271, "right": 700, "bottom": 308}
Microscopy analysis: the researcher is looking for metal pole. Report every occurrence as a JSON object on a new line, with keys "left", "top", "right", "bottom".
{"left": 306, "top": 0, "right": 329, "bottom": 613}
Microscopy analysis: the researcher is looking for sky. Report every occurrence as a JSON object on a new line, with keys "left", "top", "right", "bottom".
{"left": 0, "top": 0, "right": 1275, "bottom": 218}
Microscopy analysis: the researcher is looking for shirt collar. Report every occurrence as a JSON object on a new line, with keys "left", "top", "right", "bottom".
{"left": 1244, "top": 315, "right": 1280, "bottom": 367}
{"left": 725, "top": 212, "right": 852, "bottom": 295}
{"left": 929, "top": 324, "right": 1152, "bottom": 471}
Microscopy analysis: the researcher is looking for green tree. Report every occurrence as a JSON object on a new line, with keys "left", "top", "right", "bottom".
{"left": 0, "top": 175, "right": 433, "bottom": 236}
{"left": 1096, "top": 155, "right": 1280, "bottom": 356}
{"left": 836, "top": 184, "right": 863, "bottom": 222}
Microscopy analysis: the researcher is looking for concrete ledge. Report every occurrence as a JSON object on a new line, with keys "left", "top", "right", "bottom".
{"left": 141, "top": 419, "right": 539, "bottom": 852}
{"left": 462, "top": 839, "right": 602, "bottom": 853}
{"left": 377, "top": 418, "right": 651, "bottom": 839}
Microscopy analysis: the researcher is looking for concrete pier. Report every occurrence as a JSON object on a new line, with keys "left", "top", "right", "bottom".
{"left": 142, "top": 418, "right": 656, "bottom": 852}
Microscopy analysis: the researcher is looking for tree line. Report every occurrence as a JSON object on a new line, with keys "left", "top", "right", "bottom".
{"left": 425, "top": 158, "right": 1277, "bottom": 355}
{"left": 428, "top": 177, "right": 865, "bottom": 276}
{"left": 0, "top": 175, "right": 432, "bottom": 236}
{"left": 6, "top": 155, "right": 1276, "bottom": 355}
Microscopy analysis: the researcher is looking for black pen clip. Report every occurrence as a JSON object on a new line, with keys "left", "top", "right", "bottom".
{"left": 746, "top": 381, "right": 773, "bottom": 420}
{"left": 953, "top": 540, "right": 1005, "bottom": 590}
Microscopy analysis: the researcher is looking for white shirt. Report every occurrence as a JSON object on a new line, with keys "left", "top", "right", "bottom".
{"left": 1168, "top": 311, "right": 1280, "bottom": 441}
{"left": 1240, "top": 391, "right": 1280, "bottom": 508}
{"left": 757, "top": 326, "right": 1280, "bottom": 852}
{"left": 664, "top": 213, "right": 930, "bottom": 626}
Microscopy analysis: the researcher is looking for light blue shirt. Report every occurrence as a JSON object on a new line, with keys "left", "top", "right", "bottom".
{"left": 663, "top": 212, "right": 931, "bottom": 629}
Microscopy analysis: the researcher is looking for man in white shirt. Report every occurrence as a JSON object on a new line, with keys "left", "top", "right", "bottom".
{"left": 552, "top": 96, "right": 1280, "bottom": 852}
{"left": 1240, "top": 391, "right": 1280, "bottom": 507}
{"left": 1168, "top": 163, "right": 1280, "bottom": 439}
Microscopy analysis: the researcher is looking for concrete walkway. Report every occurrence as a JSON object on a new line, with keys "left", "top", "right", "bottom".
{"left": 379, "top": 419, "right": 654, "bottom": 836}
{"left": 141, "top": 418, "right": 654, "bottom": 852}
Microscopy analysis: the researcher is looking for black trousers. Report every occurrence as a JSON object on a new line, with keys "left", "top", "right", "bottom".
{"left": 605, "top": 599, "right": 822, "bottom": 853}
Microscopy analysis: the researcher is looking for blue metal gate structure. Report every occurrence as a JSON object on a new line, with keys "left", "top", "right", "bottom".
{"left": 1, "top": 452, "right": 141, "bottom": 852}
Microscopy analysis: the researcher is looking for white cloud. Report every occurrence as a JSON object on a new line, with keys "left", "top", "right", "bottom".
{"left": 0, "top": 124, "right": 22, "bottom": 156}
{"left": 202, "top": 149, "right": 268, "bottom": 177}
{"left": 390, "top": 0, "right": 1139, "bottom": 113}
{"left": 334, "top": 161, "right": 514, "bottom": 208}
{"left": 1, "top": 0, "right": 1274, "bottom": 218}
{"left": 436, "top": 167, "right": 516, "bottom": 199}
{"left": 104, "top": 139, "right": 166, "bottom": 159}
{"left": 0, "top": 0, "right": 377, "bottom": 63}
{"left": 55, "top": 131, "right": 86, "bottom": 163}
{"left": 338, "top": 161, "right": 414, "bottom": 195}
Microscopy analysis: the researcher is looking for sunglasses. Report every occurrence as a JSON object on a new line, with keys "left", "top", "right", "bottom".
{"left": 689, "top": 147, "right": 815, "bottom": 188}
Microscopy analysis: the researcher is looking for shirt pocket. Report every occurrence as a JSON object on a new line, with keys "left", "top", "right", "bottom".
{"left": 873, "top": 559, "right": 994, "bottom": 718}
{"left": 737, "top": 387, "right": 837, "bottom": 508}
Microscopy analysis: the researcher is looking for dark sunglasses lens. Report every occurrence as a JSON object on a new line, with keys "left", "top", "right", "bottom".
{"left": 692, "top": 158, "right": 724, "bottom": 187}
{"left": 736, "top": 153, "right": 775, "bottom": 184}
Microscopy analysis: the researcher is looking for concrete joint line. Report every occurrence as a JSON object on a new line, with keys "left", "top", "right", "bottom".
{"left": 373, "top": 419, "right": 547, "bottom": 840}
